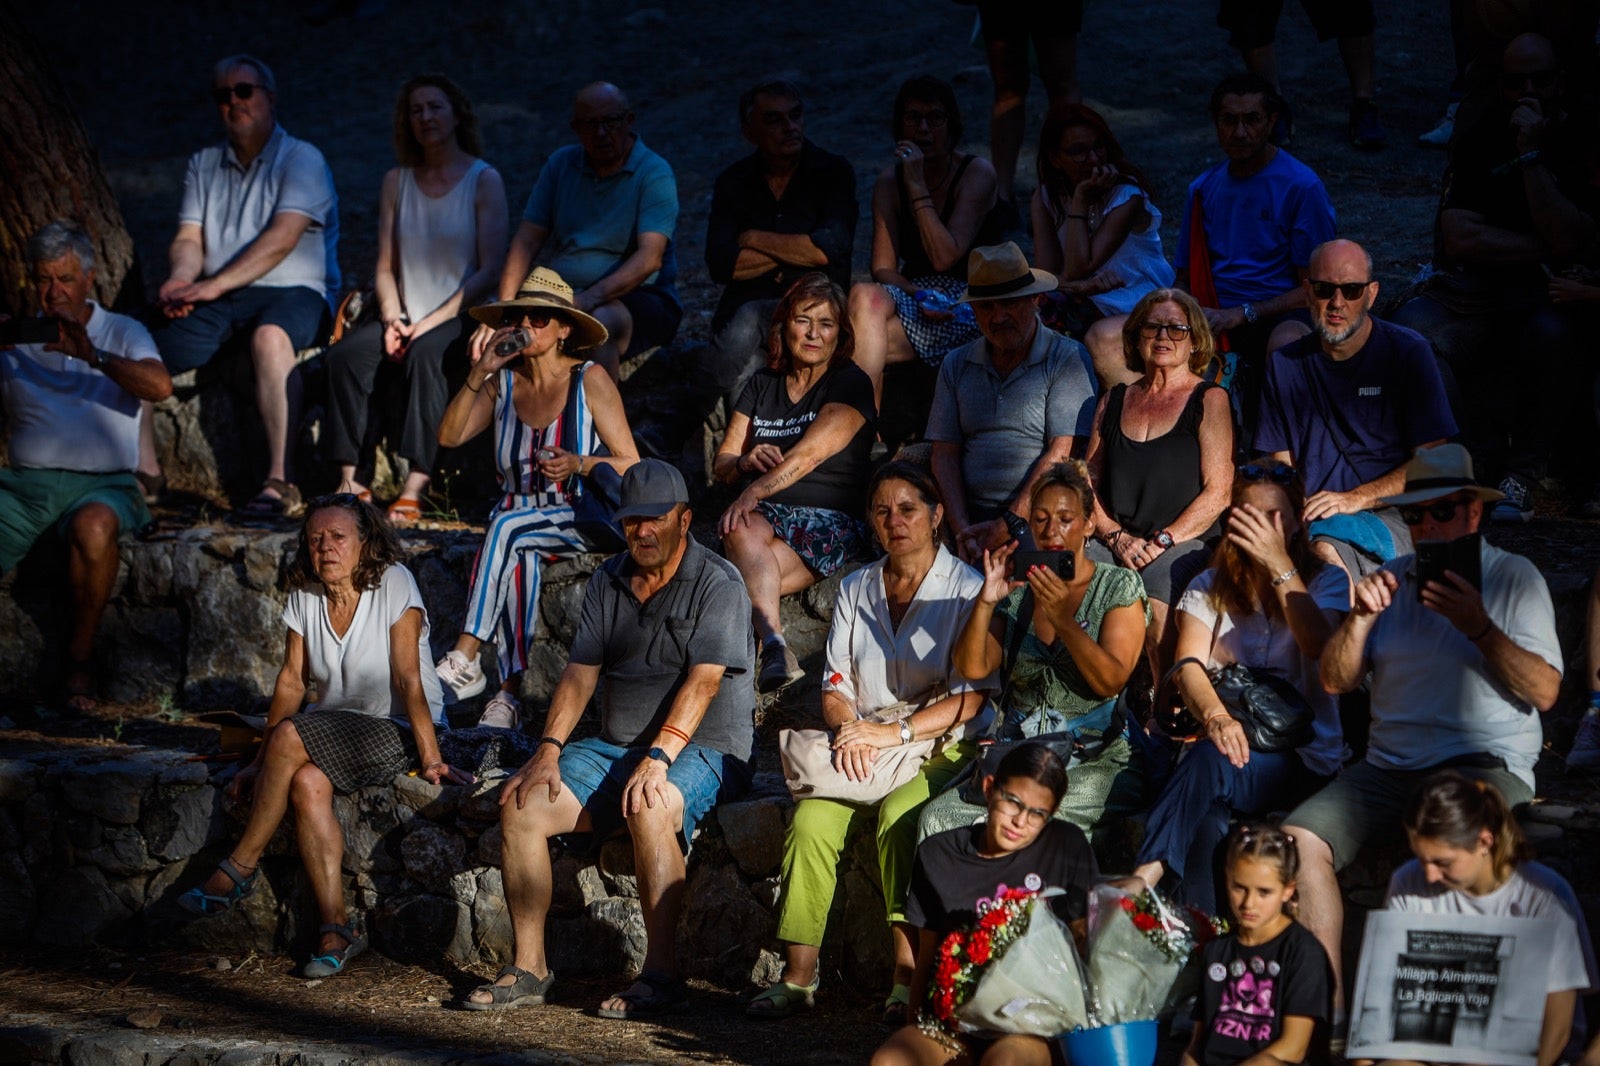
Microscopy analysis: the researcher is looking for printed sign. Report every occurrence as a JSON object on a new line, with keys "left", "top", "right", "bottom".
{"left": 1348, "top": 911, "right": 1555, "bottom": 1066}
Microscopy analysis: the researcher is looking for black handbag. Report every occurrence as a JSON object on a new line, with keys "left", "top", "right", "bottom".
{"left": 557, "top": 363, "right": 625, "bottom": 553}
{"left": 1162, "top": 656, "right": 1315, "bottom": 754}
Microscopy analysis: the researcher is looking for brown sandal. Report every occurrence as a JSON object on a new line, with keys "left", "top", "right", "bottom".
{"left": 387, "top": 497, "right": 423, "bottom": 525}
{"left": 239, "top": 478, "right": 305, "bottom": 519}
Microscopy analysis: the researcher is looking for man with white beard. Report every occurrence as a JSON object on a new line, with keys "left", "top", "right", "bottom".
{"left": 1253, "top": 239, "right": 1458, "bottom": 580}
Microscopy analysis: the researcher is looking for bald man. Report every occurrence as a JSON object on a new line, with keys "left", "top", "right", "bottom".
{"left": 1254, "top": 239, "right": 1456, "bottom": 580}
{"left": 476, "top": 83, "right": 681, "bottom": 377}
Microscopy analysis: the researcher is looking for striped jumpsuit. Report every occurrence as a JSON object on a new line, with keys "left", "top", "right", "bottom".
{"left": 458, "top": 361, "right": 599, "bottom": 677}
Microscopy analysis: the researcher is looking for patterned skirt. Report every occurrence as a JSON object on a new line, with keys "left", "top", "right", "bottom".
{"left": 291, "top": 709, "right": 416, "bottom": 793}
{"left": 886, "top": 277, "right": 982, "bottom": 367}
{"left": 757, "top": 501, "right": 876, "bottom": 577}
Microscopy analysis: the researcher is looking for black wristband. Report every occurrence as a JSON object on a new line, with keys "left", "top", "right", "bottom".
{"left": 536, "top": 736, "right": 565, "bottom": 753}
{"left": 1467, "top": 621, "right": 1494, "bottom": 642}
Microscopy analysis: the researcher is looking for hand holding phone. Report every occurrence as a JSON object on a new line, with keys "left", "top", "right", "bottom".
{"left": 0, "top": 317, "right": 62, "bottom": 347}
{"left": 1414, "top": 534, "right": 1482, "bottom": 601}
{"left": 1009, "top": 550, "right": 1075, "bottom": 583}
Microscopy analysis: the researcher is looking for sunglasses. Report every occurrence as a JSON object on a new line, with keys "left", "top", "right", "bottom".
{"left": 1139, "top": 322, "right": 1192, "bottom": 340}
{"left": 1238, "top": 462, "right": 1297, "bottom": 484}
{"left": 1398, "top": 498, "right": 1470, "bottom": 525}
{"left": 1307, "top": 280, "right": 1372, "bottom": 300}
{"left": 901, "top": 108, "right": 948, "bottom": 129}
{"left": 212, "top": 82, "right": 269, "bottom": 105}
{"left": 308, "top": 492, "right": 363, "bottom": 511}
{"left": 1500, "top": 69, "right": 1558, "bottom": 91}
{"left": 497, "top": 310, "right": 555, "bottom": 330}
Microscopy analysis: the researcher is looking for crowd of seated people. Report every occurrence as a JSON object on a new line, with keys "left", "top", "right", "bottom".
{"left": 11, "top": 10, "right": 1600, "bottom": 1059}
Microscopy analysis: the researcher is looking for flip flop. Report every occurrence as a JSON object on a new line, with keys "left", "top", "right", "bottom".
{"left": 387, "top": 496, "right": 423, "bottom": 525}
{"left": 595, "top": 969, "right": 687, "bottom": 1020}
{"left": 745, "top": 972, "right": 819, "bottom": 1019}
{"left": 176, "top": 856, "right": 258, "bottom": 916}
{"left": 239, "top": 478, "right": 304, "bottom": 519}
{"left": 304, "top": 921, "right": 368, "bottom": 978}
{"left": 462, "top": 965, "right": 556, "bottom": 1011}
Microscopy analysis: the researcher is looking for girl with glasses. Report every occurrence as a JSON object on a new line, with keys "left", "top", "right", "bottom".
{"left": 1133, "top": 467, "right": 1348, "bottom": 915}
{"left": 1031, "top": 104, "right": 1174, "bottom": 385}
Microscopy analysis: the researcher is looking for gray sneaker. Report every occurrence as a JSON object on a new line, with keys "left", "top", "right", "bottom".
{"left": 1490, "top": 476, "right": 1533, "bottom": 523}
{"left": 758, "top": 640, "right": 805, "bottom": 694}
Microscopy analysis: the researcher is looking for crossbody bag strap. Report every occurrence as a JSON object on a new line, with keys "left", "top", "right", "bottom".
{"left": 994, "top": 588, "right": 1034, "bottom": 716}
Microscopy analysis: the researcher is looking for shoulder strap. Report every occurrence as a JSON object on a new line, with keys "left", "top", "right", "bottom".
{"left": 995, "top": 589, "right": 1034, "bottom": 712}
{"left": 940, "top": 155, "right": 977, "bottom": 223}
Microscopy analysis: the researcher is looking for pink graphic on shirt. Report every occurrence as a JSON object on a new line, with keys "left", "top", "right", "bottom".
{"left": 1213, "top": 971, "right": 1276, "bottom": 1043}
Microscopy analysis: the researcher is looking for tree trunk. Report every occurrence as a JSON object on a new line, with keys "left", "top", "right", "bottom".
{"left": 0, "top": 0, "right": 137, "bottom": 316}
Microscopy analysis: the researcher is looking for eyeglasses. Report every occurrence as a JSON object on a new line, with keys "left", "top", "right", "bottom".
{"left": 1500, "top": 69, "right": 1558, "bottom": 91}
{"left": 1398, "top": 498, "right": 1471, "bottom": 525}
{"left": 901, "top": 108, "right": 948, "bottom": 129}
{"left": 1307, "top": 280, "right": 1372, "bottom": 301}
{"left": 1237, "top": 462, "right": 1297, "bottom": 484}
{"left": 993, "top": 790, "right": 1051, "bottom": 827}
{"left": 1061, "top": 139, "right": 1108, "bottom": 162}
{"left": 574, "top": 112, "right": 629, "bottom": 134}
{"left": 1139, "top": 322, "right": 1193, "bottom": 340}
{"left": 308, "top": 492, "right": 362, "bottom": 511}
{"left": 212, "top": 82, "right": 269, "bottom": 105}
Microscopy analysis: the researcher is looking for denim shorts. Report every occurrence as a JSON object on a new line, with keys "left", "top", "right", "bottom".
{"left": 558, "top": 734, "right": 751, "bottom": 852}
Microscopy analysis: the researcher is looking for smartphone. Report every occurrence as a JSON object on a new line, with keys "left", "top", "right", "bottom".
{"left": 1414, "top": 534, "right": 1482, "bottom": 600}
{"left": 0, "top": 318, "right": 61, "bottom": 346}
{"left": 1010, "top": 550, "right": 1075, "bottom": 582}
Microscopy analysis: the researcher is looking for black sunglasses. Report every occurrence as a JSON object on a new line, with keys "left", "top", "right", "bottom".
{"left": 1307, "top": 280, "right": 1372, "bottom": 300}
{"left": 1238, "top": 462, "right": 1296, "bottom": 484}
{"left": 1500, "top": 69, "right": 1558, "bottom": 91}
{"left": 498, "top": 310, "right": 555, "bottom": 330}
{"left": 212, "top": 82, "right": 269, "bottom": 105}
{"left": 1139, "top": 322, "right": 1193, "bottom": 340}
{"left": 1398, "top": 498, "right": 1470, "bottom": 525}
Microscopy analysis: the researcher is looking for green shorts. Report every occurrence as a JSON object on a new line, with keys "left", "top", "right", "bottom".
{"left": 0, "top": 466, "right": 148, "bottom": 573}
{"left": 1283, "top": 758, "right": 1532, "bottom": 870}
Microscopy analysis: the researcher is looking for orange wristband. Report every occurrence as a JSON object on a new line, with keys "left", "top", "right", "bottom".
{"left": 659, "top": 723, "right": 692, "bottom": 746}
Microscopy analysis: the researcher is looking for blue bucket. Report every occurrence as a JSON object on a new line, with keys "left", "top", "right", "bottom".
{"left": 1058, "top": 1020, "right": 1159, "bottom": 1066}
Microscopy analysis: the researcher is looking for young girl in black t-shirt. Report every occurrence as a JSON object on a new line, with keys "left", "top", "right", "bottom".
{"left": 1186, "top": 825, "right": 1331, "bottom": 1066}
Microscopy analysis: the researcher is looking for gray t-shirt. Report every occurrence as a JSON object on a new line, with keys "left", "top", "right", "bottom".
{"left": 1365, "top": 540, "right": 1561, "bottom": 789}
{"left": 925, "top": 323, "right": 1098, "bottom": 515}
{"left": 569, "top": 535, "right": 755, "bottom": 761}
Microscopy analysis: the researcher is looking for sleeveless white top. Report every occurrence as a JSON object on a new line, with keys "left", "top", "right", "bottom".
{"left": 396, "top": 158, "right": 487, "bottom": 321}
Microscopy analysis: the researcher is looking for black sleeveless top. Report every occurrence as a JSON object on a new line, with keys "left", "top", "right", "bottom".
{"left": 1100, "top": 381, "right": 1220, "bottom": 537}
{"left": 893, "top": 155, "right": 1004, "bottom": 280}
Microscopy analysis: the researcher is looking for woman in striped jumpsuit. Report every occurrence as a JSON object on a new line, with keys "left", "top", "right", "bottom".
{"left": 433, "top": 267, "right": 638, "bottom": 726}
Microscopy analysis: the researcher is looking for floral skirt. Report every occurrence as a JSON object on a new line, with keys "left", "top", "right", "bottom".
{"left": 757, "top": 501, "right": 875, "bottom": 577}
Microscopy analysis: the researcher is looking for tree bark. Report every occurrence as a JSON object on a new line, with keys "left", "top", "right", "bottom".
{"left": 0, "top": 0, "right": 137, "bottom": 315}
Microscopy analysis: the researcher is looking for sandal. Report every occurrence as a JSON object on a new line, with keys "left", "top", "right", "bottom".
{"left": 239, "top": 478, "right": 304, "bottom": 519}
{"left": 60, "top": 659, "right": 98, "bottom": 713}
{"left": 462, "top": 964, "right": 556, "bottom": 1011}
{"left": 880, "top": 982, "right": 911, "bottom": 1026}
{"left": 745, "top": 972, "right": 819, "bottom": 1019}
{"left": 303, "top": 921, "right": 368, "bottom": 978}
{"left": 176, "top": 856, "right": 258, "bottom": 916}
{"left": 595, "top": 968, "right": 688, "bottom": 1020}
{"left": 387, "top": 496, "right": 423, "bottom": 525}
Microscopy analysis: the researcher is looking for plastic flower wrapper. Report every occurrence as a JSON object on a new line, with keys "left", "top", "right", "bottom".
{"left": 1084, "top": 882, "right": 1209, "bottom": 1025}
{"left": 920, "top": 878, "right": 1091, "bottom": 1050}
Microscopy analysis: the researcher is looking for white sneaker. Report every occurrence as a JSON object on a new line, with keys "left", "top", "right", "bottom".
{"left": 435, "top": 649, "right": 486, "bottom": 702}
{"left": 479, "top": 689, "right": 521, "bottom": 730}
{"left": 1418, "top": 103, "right": 1456, "bottom": 147}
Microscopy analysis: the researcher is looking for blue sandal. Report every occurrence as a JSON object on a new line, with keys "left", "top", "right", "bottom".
{"left": 304, "top": 922, "right": 368, "bottom": 978}
{"left": 176, "top": 857, "right": 258, "bottom": 916}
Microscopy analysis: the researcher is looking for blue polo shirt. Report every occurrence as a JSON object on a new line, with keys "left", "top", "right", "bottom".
{"left": 522, "top": 137, "right": 679, "bottom": 303}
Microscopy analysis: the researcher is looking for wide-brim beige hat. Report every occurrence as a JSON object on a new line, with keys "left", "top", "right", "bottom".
{"left": 1379, "top": 442, "right": 1504, "bottom": 507}
{"left": 468, "top": 267, "right": 609, "bottom": 351}
{"left": 958, "top": 241, "right": 1058, "bottom": 303}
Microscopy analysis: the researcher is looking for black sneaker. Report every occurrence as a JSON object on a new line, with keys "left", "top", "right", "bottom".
{"left": 1349, "top": 99, "right": 1388, "bottom": 150}
{"left": 757, "top": 639, "right": 805, "bottom": 694}
{"left": 1490, "top": 476, "right": 1533, "bottom": 522}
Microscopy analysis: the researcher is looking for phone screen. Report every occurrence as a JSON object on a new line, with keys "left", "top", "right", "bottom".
{"left": 0, "top": 318, "right": 61, "bottom": 346}
{"left": 1010, "top": 550, "right": 1075, "bottom": 582}
{"left": 1415, "top": 534, "right": 1482, "bottom": 600}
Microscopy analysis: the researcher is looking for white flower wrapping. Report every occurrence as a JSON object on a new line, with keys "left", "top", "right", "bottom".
{"left": 956, "top": 888, "right": 1092, "bottom": 1035}
{"left": 1083, "top": 883, "right": 1202, "bottom": 1025}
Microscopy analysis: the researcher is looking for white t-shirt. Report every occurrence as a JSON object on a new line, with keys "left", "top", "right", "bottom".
{"left": 1386, "top": 860, "right": 1598, "bottom": 997}
{"left": 1365, "top": 542, "right": 1561, "bottom": 789}
{"left": 1176, "top": 565, "right": 1350, "bottom": 776}
{"left": 282, "top": 564, "right": 444, "bottom": 724}
{"left": 0, "top": 302, "right": 161, "bottom": 472}
{"left": 821, "top": 544, "right": 997, "bottom": 735}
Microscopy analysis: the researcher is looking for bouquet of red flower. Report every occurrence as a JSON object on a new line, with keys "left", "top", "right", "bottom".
{"left": 1083, "top": 882, "right": 1227, "bottom": 1025}
{"left": 918, "top": 879, "right": 1091, "bottom": 1049}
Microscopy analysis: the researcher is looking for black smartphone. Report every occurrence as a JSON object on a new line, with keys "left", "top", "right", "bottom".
{"left": 0, "top": 318, "right": 60, "bottom": 346}
{"left": 1415, "top": 534, "right": 1481, "bottom": 600}
{"left": 1010, "top": 550, "right": 1075, "bottom": 582}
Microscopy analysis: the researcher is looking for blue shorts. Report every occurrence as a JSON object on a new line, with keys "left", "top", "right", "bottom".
{"left": 558, "top": 734, "right": 751, "bottom": 851}
{"left": 154, "top": 285, "right": 330, "bottom": 373}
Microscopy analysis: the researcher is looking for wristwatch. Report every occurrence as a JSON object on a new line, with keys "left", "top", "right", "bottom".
{"left": 1152, "top": 529, "right": 1175, "bottom": 549}
{"left": 1002, "top": 512, "right": 1029, "bottom": 541}
{"left": 646, "top": 746, "right": 674, "bottom": 768}
{"left": 1240, "top": 303, "right": 1258, "bottom": 325}
{"left": 89, "top": 348, "right": 109, "bottom": 370}
{"left": 898, "top": 719, "right": 914, "bottom": 745}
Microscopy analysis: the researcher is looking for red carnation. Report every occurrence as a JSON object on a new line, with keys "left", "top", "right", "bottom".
{"left": 941, "top": 932, "right": 963, "bottom": 957}
{"left": 969, "top": 930, "right": 992, "bottom": 965}
{"left": 980, "top": 909, "right": 1007, "bottom": 931}
{"left": 1119, "top": 896, "right": 1136, "bottom": 913}
{"left": 1132, "top": 911, "right": 1159, "bottom": 932}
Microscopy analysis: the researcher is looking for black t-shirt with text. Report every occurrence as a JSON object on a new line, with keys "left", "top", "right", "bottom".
{"left": 905, "top": 820, "right": 1100, "bottom": 933}
{"left": 733, "top": 362, "right": 877, "bottom": 514}
{"left": 1193, "top": 920, "right": 1332, "bottom": 1066}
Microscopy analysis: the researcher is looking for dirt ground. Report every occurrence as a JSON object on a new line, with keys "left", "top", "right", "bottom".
{"left": 5, "top": 2, "right": 1584, "bottom": 1063}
